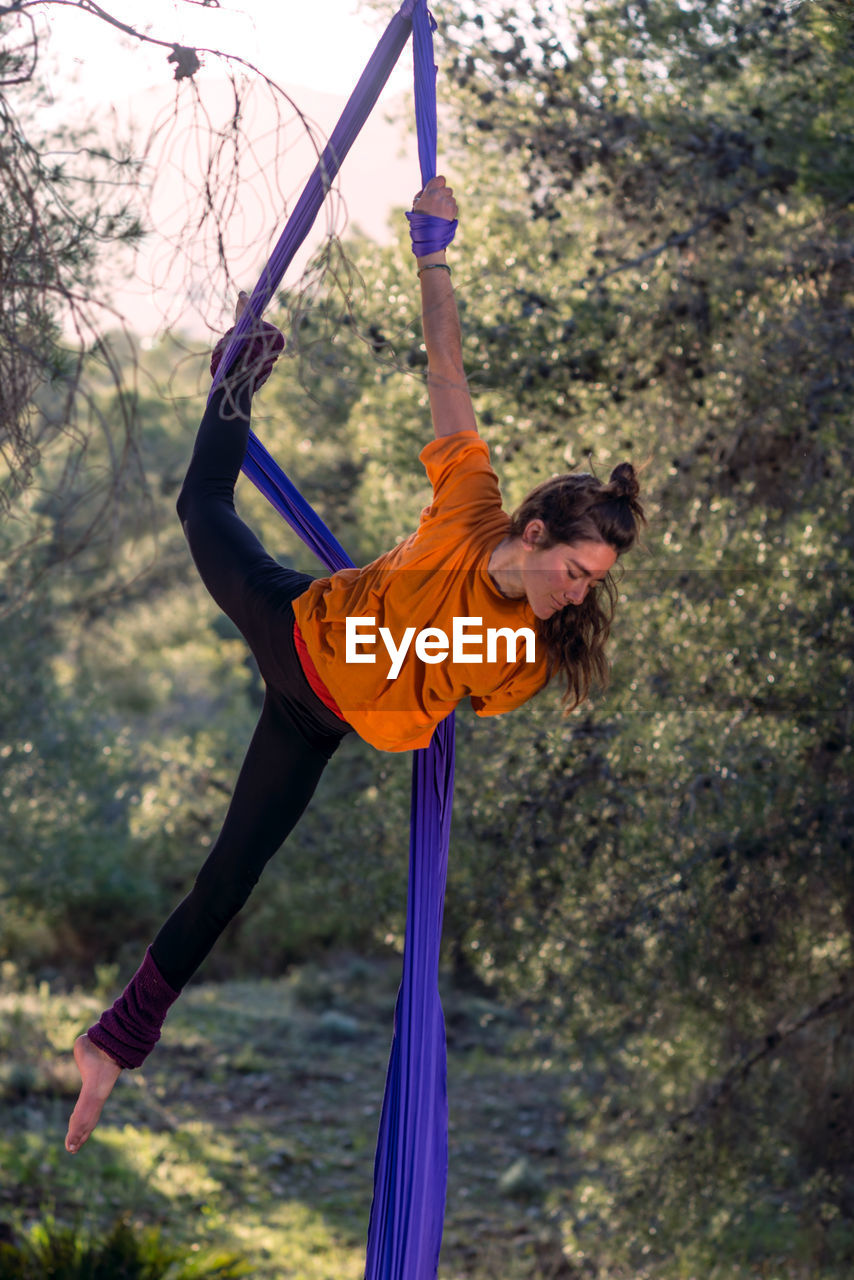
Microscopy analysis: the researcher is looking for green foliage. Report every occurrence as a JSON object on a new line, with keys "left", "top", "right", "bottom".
{"left": 0, "top": 12, "right": 148, "bottom": 604}
{"left": 0, "top": 1217, "right": 247, "bottom": 1279}
{"left": 0, "top": 327, "right": 413, "bottom": 978}
{"left": 363, "top": 0, "right": 852, "bottom": 1259}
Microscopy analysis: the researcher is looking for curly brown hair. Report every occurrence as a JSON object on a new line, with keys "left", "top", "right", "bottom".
{"left": 508, "top": 463, "right": 645, "bottom": 710}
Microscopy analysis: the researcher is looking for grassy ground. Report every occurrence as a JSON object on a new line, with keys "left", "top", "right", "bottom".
{"left": 0, "top": 955, "right": 577, "bottom": 1279}
{"left": 0, "top": 955, "right": 849, "bottom": 1279}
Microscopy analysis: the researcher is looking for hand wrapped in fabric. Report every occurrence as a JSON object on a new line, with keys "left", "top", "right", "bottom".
{"left": 407, "top": 174, "right": 458, "bottom": 256}
{"left": 210, "top": 292, "right": 285, "bottom": 394}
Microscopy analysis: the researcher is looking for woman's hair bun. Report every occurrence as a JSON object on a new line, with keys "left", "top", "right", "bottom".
{"left": 608, "top": 462, "right": 640, "bottom": 501}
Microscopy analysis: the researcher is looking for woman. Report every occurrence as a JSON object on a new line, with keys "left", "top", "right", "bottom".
{"left": 66, "top": 176, "right": 644, "bottom": 1153}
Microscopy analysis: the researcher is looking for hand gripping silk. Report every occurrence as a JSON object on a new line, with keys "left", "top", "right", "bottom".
{"left": 209, "top": 4, "right": 454, "bottom": 1276}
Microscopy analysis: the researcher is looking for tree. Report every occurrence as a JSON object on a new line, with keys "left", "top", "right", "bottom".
{"left": 0, "top": 0, "right": 349, "bottom": 611}
{"left": 0, "top": 6, "right": 145, "bottom": 609}
{"left": 341, "top": 0, "right": 854, "bottom": 1263}
{"left": 0, "top": 2, "right": 396, "bottom": 978}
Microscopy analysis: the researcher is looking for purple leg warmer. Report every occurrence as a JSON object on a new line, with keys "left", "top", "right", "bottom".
{"left": 87, "top": 947, "right": 181, "bottom": 1070}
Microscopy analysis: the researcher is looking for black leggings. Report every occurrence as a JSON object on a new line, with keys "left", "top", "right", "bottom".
{"left": 150, "top": 386, "right": 351, "bottom": 991}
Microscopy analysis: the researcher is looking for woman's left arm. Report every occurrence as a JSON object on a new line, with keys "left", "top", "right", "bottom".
{"left": 412, "top": 178, "right": 478, "bottom": 439}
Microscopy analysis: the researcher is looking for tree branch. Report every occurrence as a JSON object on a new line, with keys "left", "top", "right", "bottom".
{"left": 589, "top": 188, "right": 763, "bottom": 286}
{"left": 670, "top": 984, "right": 854, "bottom": 1136}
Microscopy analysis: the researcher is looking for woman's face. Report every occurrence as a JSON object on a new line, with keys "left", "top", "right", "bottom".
{"left": 520, "top": 527, "right": 617, "bottom": 620}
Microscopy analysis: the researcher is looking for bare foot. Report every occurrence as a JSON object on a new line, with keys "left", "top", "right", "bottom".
{"left": 65, "top": 1035, "right": 122, "bottom": 1154}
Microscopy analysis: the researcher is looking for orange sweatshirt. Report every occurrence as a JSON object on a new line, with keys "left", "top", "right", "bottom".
{"left": 293, "top": 432, "right": 550, "bottom": 751}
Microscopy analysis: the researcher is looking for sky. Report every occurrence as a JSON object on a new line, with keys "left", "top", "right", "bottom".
{"left": 44, "top": 0, "right": 412, "bottom": 103}
{"left": 36, "top": 0, "right": 419, "bottom": 336}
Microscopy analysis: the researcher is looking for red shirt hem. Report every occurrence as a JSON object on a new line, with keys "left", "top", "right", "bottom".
{"left": 293, "top": 619, "right": 347, "bottom": 722}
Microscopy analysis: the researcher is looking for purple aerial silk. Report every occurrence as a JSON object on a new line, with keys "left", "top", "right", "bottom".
{"left": 209, "top": 4, "right": 453, "bottom": 1276}
{"left": 405, "top": 5, "right": 457, "bottom": 257}
{"left": 406, "top": 208, "right": 458, "bottom": 256}
{"left": 364, "top": 712, "right": 454, "bottom": 1280}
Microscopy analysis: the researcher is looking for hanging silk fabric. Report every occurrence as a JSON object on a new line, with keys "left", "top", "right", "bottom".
{"left": 209, "top": 2, "right": 453, "bottom": 1276}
